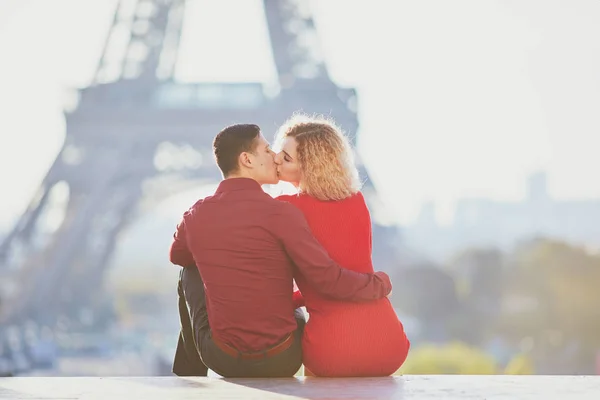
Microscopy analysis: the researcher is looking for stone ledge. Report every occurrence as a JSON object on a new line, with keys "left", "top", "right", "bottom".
{"left": 0, "top": 375, "right": 599, "bottom": 399}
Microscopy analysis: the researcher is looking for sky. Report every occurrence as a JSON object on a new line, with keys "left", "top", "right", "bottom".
{"left": 1, "top": 0, "right": 599, "bottom": 232}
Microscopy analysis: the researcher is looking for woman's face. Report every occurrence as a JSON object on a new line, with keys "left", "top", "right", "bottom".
{"left": 275, "top": 137, "right": 301, "bottom": 187}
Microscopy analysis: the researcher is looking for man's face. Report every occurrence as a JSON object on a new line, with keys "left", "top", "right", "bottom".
{"left": 249, "top": 135, "right": 279, "bottom": 185}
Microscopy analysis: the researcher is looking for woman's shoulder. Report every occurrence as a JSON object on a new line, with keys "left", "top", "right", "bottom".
{"left": 338, "top": 191, "right": 367, "bottom": 205}
{"left": 344, "top": 191, "right": 369, "bottom": 211}
{"left": 351, "top": 190, "right": 366, "bottom": 202}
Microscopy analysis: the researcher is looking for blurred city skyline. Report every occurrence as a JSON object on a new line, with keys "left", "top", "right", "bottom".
{"left": 1, "top": 0, "right": 599, "bottom": 234}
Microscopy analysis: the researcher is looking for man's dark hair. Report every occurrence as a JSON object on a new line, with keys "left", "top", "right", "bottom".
{"left": 213, "top": 124, "right": 261, "bottom": 177}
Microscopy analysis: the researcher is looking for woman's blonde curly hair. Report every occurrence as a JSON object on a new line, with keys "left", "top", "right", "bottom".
{"left": 275, "top": 114, "right": 361, "bottom": 201}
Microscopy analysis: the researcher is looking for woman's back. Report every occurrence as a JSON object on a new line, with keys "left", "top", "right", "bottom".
{"left": 277, "top": 192, "right": 410, "bottom": 377}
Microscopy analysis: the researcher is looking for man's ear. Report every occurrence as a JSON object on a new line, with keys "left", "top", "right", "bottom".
{"left": 239, "top": 152, "right": 253, "bottom": 169}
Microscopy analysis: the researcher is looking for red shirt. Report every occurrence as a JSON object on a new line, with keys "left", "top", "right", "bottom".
{"left": 277, "top": 192, "right": 410, "bottom": 376}
{"left": 169, "top": 178, "right": 392, "bottom": 352}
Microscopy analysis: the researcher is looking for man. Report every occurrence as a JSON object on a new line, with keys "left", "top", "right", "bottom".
{"left": 170, "top": 124, "right": 392, "bottom": 378}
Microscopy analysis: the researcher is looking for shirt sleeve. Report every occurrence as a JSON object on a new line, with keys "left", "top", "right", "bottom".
{"left": 169, "top": 215, "right": 195, "bottom": 267}
{"left": 271, "top": 202, "right": 392, "bottom": 302}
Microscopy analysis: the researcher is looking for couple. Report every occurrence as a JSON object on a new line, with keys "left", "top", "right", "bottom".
{"left": 169, "top": 115, "right": 410, "bottom": 378}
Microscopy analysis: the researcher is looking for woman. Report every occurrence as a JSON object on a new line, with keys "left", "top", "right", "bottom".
{"left": 274, "top": 114, "right": 410, "bottom": 377}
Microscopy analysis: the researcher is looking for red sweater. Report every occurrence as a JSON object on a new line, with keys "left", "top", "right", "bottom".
{"left": 277, "top": 192, "right": 410, "bottom": 377}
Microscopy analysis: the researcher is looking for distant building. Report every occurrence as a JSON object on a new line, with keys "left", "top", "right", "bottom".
{"left": 406, "top": 172, "right": 600, "bottom": 260}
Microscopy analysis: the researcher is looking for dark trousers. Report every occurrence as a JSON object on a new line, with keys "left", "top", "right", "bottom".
{"left": 172, "top": 266, "right": 305, "bottom": 378}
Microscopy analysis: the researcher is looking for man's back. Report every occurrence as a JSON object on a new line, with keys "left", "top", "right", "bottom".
{"left": 171, "top": 178, "right": 392, "bottom": 354}
{"left": 171, "top": 178, "right": 297, "bottom": 352}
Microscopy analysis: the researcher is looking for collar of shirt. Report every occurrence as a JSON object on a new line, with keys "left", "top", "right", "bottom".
{"left": 216, "top": 177, "right": 263, "bottom": 194}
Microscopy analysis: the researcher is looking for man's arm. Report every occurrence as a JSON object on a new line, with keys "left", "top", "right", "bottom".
{"left": 272, "top": 203, "right": 391, "bottom": 302}
{"left": 169, "top": 216, "right": 195, "bottom": 267}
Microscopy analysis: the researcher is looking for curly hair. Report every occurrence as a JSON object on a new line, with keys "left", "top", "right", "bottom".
{"left": 275, "top": 114, "right": 361, "bottom": 201}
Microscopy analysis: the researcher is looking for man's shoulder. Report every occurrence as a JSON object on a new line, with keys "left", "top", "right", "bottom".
{"left": 182, "top": 197, "right": 208, "bottom": 218}
{"left": 189, "top": 197, "right": 205, "bottom": 209}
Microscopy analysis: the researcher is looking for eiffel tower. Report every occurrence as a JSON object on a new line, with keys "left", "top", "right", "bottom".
{"left": 0, "top": 0, "right": 400, "bottom": 329}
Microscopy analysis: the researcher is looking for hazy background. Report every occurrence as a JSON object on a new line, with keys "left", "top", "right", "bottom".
{"left": 1, "top": 0, "right": 599, "bottom": 377}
